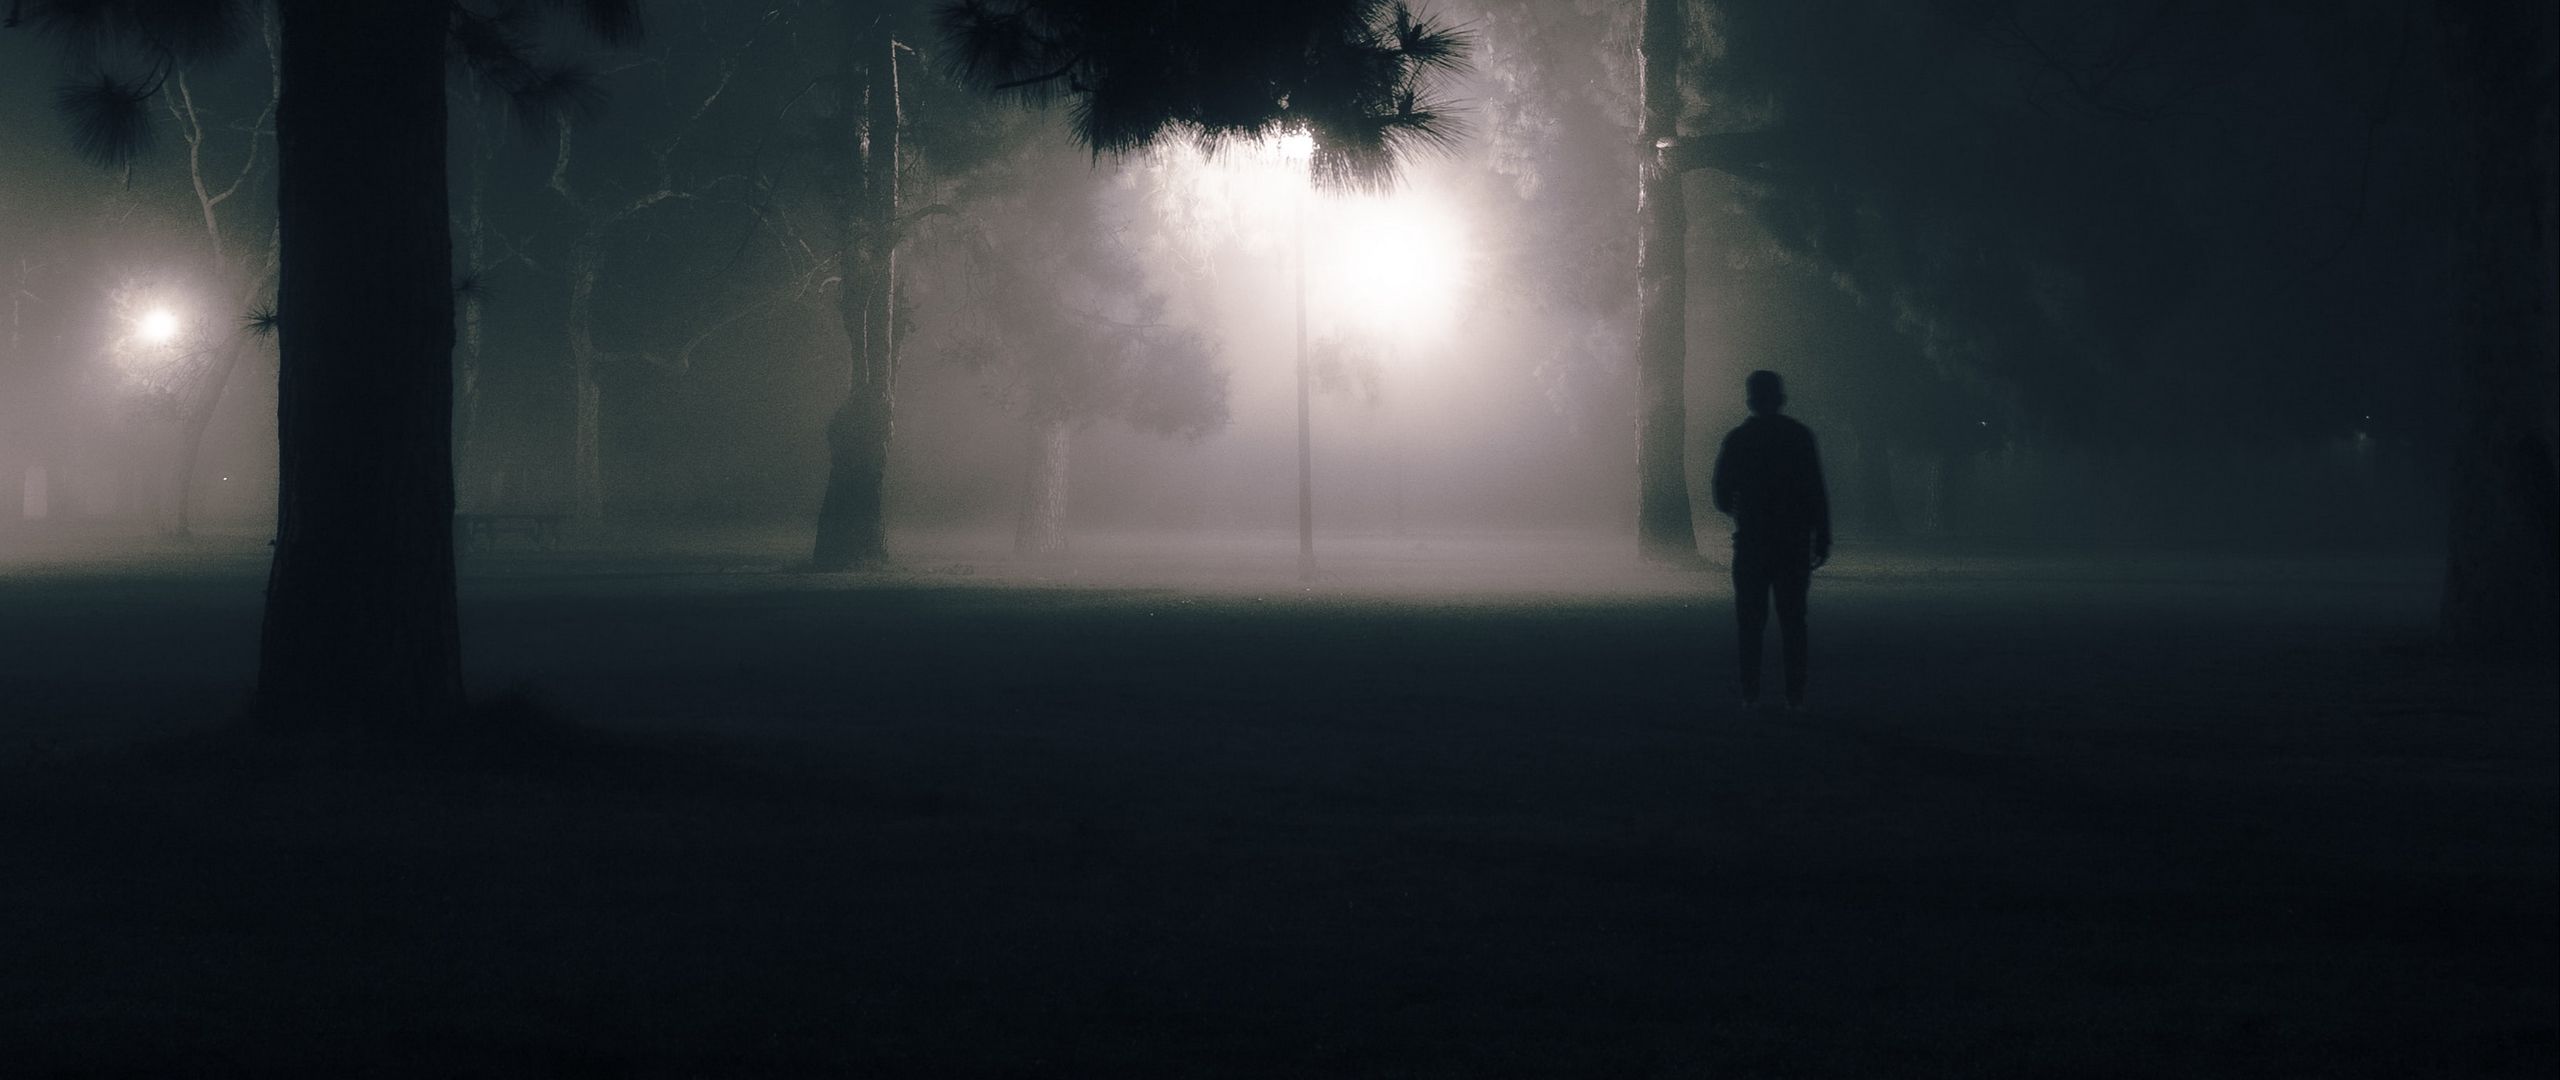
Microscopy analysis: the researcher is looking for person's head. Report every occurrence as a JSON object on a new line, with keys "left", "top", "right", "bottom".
{"left": 1745, "top": 370, "right": 1787, "bottom": 415}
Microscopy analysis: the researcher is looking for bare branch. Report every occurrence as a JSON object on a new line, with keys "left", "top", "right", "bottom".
{"left": 550, "top": 110, "right": 579, "bottom": 204}
{"left": 210, "top": 10, "right": 279, "bottom": 213}
{"left": 672, "top": 288, "right": 796, "bottom": 370}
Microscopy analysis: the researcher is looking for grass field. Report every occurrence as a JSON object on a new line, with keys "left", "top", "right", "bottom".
{"left": 2, "top": 529, "right": 2551, "bottom": 1077}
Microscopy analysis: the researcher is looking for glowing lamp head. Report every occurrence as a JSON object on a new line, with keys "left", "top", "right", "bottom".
{"left": 1311, "top": 195, "right": 1470, "bottom": 346}
{"left": 137, "top": 308, "right": 182, "bottom": 345}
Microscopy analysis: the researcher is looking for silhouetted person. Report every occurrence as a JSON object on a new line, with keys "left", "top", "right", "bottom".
{"left": 1712, "top": 370, "right": 1831, "bottom": 710}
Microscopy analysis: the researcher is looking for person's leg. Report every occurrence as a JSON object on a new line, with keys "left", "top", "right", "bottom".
{"left": 1734, "top": 553, "right": 1771, "bottom": 703}
{"left": 1775, "top": 560, "right": 1811, "bottom": 705}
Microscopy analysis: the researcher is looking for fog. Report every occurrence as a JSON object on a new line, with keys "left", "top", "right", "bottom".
{"left": 0, "top": 0, "right": 2480, "bottom": 567}
{"left": 1, "top": 3, "right": 2553, "bottom": 1074}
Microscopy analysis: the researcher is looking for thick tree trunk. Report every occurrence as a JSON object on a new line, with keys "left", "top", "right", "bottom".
{"left": 813, "top": 19, "right": 901, "bottom": 570}
{"left": 567, "top": 230, "right": 605, "bottom": 521}
{"left": 815, "top": 386, "right": 890, "bottom": 568}
{"left": 1634, "top": 0, "right": 1694, "bottom": 561}
{"left": 1857, "top": 423, "right": 1902, "bottom": 539}
{"left": 456, "top": 75, "right": 491, "bottom": 505}
{"left": 255, "top": 0, "right": 463, "bottom": 725}
{"left": 1015, "top": 413, "right": 1070, "bottom": 559}
{"left": 2436, "top": 1, "right": 2559, "bottom": 656}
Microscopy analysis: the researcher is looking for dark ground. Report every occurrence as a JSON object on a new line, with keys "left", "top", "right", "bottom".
{"left": 1, "top": 529, "right": 2552, "bottom": 1078}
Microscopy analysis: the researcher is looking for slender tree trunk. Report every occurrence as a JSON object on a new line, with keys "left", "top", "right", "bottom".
{"left": 567, "top": 229, "right": 605, "bottom": 520}
{"left": 1634, "top": 0, "right": 1694, "bottom": 561}
{"left": 165, "top": 16, "right": 277, "bottom": 545}
{"left": 168, "top": 338, "right": 250, "bottom": 541}
{"left": 813, "top": 18, "right": 901, "bottom": 570}
{"left": 255, "top": 0, "right": 463, "bottom": 725}
{"left": 164, "top": 278, "right": 275, "bottom": 545}
{"left": 1015, "top": 413, "right": 1070, "bottom": 558}
{"left": 1857, "top": 422, "right": 1901, "bottom": 539}
{"left": 2436, "top": 1, "right": 2559, "bottom": 656}
{"left": 5, "top": 256, "right": 25, "bottom": 361}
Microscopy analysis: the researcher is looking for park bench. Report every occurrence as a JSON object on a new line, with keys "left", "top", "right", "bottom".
{"left": 454, "top": 511, "right": 565, "bottom": 552}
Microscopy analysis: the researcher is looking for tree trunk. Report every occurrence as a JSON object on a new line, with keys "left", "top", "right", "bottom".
{"left": 1857, "top": 423, "right": 1901, "bottom": 539}
{"left": 813, "top": 19, "right": 901, "bottom": 570}
{"left": 5, "top": 256, "right": 26, "bottom": 361}
{"left": 255, "top": 0, "right": 463, "bottom": 725}
{"left": 2436, "top": 1, "right": 2559, "bottom": 656}
{"left": 567, "top": 229, "right": 605, "bottom": 521}
{"left": 1634, "top": 0, "right": 1695, "bottom": 562}
{"left": 1015, "top": 413, "right": 1070, "bottom": 559}
{"left": 165, "top": 13, "right": 276, "bottom": 546}
{"left": 167, "top": 337, "right": 250, "bottom": 541}
{"left": 457, "top": 75, "right": 491, "bottom": 506}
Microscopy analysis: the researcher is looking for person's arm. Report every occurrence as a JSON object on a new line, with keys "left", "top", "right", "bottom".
{"left": 1808, "top": 432, "right": 1832, "bottom": 567}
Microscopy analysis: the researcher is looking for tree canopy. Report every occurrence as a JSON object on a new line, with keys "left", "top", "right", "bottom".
{"left": 18, "top": 0, "right": 641, "bottom": 168}
{"left": 1691, "top": 0, "right": 2466, "bottom": 448}
{"left": 937, "top": 0, "right": 1473, "bottom": 188}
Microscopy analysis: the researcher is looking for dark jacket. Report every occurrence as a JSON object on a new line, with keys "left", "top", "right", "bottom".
{"left": 1711, "top": 414, "right": 1832, "bottom": 555}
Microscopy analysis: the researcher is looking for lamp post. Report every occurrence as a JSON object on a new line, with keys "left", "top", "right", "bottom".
{"left": 1295, "top": 153, "right": 1315, "bottom": 582}
{"left": 1153, "top": 133, "right": 1460, "bottom": 581}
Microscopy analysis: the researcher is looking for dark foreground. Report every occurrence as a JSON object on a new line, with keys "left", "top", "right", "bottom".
{"left": 1, "top": 533, "right": 2553, "bottom": 1077}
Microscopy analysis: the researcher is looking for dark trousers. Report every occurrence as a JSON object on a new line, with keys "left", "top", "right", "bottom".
{"left": 1733, "top": 544, "right": 1811, "bottom": 701}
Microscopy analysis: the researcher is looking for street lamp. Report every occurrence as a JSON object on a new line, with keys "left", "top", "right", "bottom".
{"left": 136, "top": 307, "right": 183, "bottom": 346}
{"left": 109, "top": 278, "right": 200, "bottom": 387}
{"left": 1307, "top": 194, "right": 1468, "bottom": 348}
{"left": 1149, "top": 135, "right": 1470, "bottom": 581}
